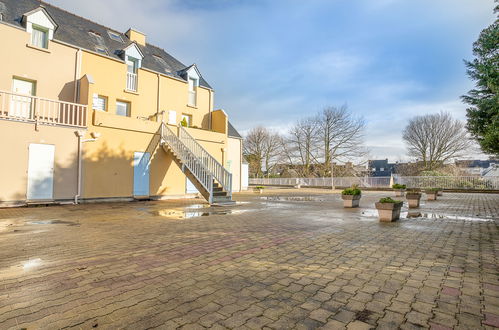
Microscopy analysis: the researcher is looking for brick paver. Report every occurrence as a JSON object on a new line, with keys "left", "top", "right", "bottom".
{"left": 0, "top": 190, "right": 498, "bottom": 329}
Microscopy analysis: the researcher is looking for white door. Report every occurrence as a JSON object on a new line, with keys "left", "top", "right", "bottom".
{"left": 11, "top": 78, "right": 35, "bottom": 118}
{"left": 133, "top": 152, "right": 150, "bottom": 197}
{"left": 27, "top": 144, "right": 55, "bottom": 200}
{"left": 186, "top": 177, "right": 199, "bottom": 194}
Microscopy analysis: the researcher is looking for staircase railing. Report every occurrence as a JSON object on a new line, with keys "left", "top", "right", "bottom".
{"left": 160, "top": 123, "right": 214, "bottom": 203}
{"left": 178, "top": 126, "right": 232, "bottom": 198}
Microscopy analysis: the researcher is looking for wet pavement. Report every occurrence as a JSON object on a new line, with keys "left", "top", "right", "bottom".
{"left": 0, "top": 189, "right": 498, "bottom": 329}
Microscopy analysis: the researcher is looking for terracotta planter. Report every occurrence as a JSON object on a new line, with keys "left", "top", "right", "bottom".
{"left": 375, "top": 201, "right": 403, "bottom": 222}
{"left": 426, "top": 191, "right": 437, "bottom": 201}
{"left": 341, "top": 194, "right": 361, "bottom": 208}
{"left": 406, "top": 193, "right": 422, "bottom": 208}
{"left": 394, "top": 189, "right": 405, "bottom": 197}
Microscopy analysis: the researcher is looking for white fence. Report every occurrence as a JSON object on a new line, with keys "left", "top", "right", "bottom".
{"left": 250, "top": 176, "right": 499, "bottom": 190}
{"left": 250, "top": 177, "right": 391, "bottom": 188}
{"left": 396, "top": 176, "right": 499, "bottom": 190}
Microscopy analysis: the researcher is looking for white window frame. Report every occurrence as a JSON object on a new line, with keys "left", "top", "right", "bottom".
{"left": 31, "top": 24, "right": 49, "bottom": 49}
{"left": 181, "top": 114, "right": 192, "bottom": 127}
{"left": 92, "top": 94, "right": 107, "bottom": 112}
{"left": 188, "top": 77, "right": 198, "bottom": 107}
{"left": 24, "top": 7, "right": 57, "bottom": 49}
{"left": 116, "top": 100, "right": 130, "bottom": 117}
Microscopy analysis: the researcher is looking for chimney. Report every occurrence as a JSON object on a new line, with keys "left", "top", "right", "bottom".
{"left": 125, "top": 28, "right": 146, "bottom": 45}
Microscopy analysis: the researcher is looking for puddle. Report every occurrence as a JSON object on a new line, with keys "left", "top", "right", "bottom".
{"left": 360, "top": 210, "right": 494, "bottom": 222}
{"left": 22, "top": 258, "right": 43, "bottom": 270}
{"left": 151, "top": 209, "right": 246, "bottom": 219}
{"left": 27, "top": 220, "right": 79, "bottom": 226}
{"left": 260, "top": 196, "right": 326, "bottom": 202}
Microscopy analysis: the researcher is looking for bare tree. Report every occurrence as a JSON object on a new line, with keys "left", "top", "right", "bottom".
{"left": 402, "top": 112, "right": 472, "bottom": 170}
{"left": 243, "top": 127, "right": 283, "bottom": 177}
{"left": 286, "top": 117, "right": 320, "bottom": 176}
{"left": 316, "top": 105, "right": 366, "bottom": 175}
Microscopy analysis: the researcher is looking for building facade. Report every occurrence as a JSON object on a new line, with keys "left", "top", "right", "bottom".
{"left": 0, "top": 0, "right": 242, "bottom": 205}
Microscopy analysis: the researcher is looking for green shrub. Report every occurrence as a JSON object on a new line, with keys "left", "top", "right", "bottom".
{"left": 426, "top": 188, "right": 439, "bottom": 192}
{"left": 255, "top": 186, "right": 265, "bottom": 189}
{"left": 379, "top": 197, "right": 401, "bottom": 203}
{"left": 392, "top": 184, "right": 406, "bottom": 189}
{"left": 342, "top": 188, "right": 361, "bottom": 195}
{"left": 180, "top": 118, "right": 188, "bottom": 127}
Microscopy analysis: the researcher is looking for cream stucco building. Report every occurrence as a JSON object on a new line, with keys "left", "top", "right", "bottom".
{"left": 0, "top": 0, "right": 244, "bottom": 206}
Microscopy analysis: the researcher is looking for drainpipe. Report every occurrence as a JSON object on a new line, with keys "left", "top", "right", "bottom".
{"left": 74, "top": 131, "right": 84, "bottom": 204}
{"left": 73, "top": 49, "right": 82, "bottom": 103}
{"left": 208, "top": 90, "right": 212, "bottom": 130}
{"left": 156, "top": 73, "right": 161, "bottom": 122}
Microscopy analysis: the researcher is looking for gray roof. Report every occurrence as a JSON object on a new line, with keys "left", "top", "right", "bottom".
{"left": 228, "top": 122, "right": 242, "bottom": 139}
{"left": 0, "top": 0, "right": 212, "bottom": 88}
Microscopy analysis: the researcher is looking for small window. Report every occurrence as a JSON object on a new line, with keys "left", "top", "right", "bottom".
{"left": 153, "top": 54, "right": 167, "bottom": 67}
{"left": 181, "top": 114, "right": 192, "bottom": 127}
{"left": 188, "top": 78, "right": 197, "bottom": 107}
{"left": 95, "top": 47, "right": 109, "bottom": 55}
{"left": 168, "top": 110, "right": 177, "bottom": 125}
{"left": 116, "top": 100, "right": 130, "bottom": 117}
{"left": 92, "top": 94, "right": 107, "bottom": 111}
{"left": 380, "top": 168, "right": 384, "bottom": 171}
{"left": 108, "top": 31, "right": 123, "bottom": 42}
{"left": 89, "top": 30, "right": 102, "bottom": 40}
{"left": 31, "top": 25, "right": 48, "bottom": 49}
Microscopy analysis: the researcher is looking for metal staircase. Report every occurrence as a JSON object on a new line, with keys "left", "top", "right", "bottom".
{"left": 160, "top": 123, "right": 233, "bottom": 204}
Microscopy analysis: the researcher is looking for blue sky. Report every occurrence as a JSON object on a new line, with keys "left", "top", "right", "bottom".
{"left": 47, "top": 0, "right": 496, "bottom": 160}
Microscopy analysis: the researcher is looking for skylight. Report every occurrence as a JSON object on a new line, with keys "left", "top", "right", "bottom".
{"left": 107, "top": 31, "right": 123, "bottom": 42}
{"left": 95, "top": 47, "right": 109, "bottom": 55}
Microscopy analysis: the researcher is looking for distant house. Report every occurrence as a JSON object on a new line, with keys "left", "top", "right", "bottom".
{"left": 455, "top": 160, "right": 498, "bottom": 176}
{"left": 368, "top": 159, "right": 396, "bottom": 177}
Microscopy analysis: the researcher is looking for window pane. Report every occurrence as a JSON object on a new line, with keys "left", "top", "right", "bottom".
{"left": 93, "top": 95, "right": 106, "bottom": 111}
{"left": 32, "top": 28, "right": 47, "bottom": 48}
{"left": 116, "top": 101, "right": 129, "bottom": 116}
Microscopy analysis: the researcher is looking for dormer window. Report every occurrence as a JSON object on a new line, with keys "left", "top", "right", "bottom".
{"left": 122, "top": 43, "right": 144, "bottom": 92}
{"left": 23, "top": 7, "right": 57, "bottom": 50}
{"left": 181, "top": 65, "right": 201, "bottom": 107}
{"left": 31, "top": 25, "right": 48, "bottom": 48}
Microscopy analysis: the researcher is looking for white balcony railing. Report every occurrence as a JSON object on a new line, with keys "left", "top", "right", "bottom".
{"left": 126, "top": 72, "right": 138, "bottom": 92}
{"left": 0, "top": 90, "right": 87, "bottom": 127}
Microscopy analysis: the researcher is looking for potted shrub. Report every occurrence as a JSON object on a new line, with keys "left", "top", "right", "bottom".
{"left": 375, "top": 197, "right": 403, "bottom": 222}
{"left": 341, "top": 187, "right": 362, "bottom": 208}
{"left": 253, "top": 186, "right": 264, "bottom": 194}
{"left": 426, "top": 188, "right": 439, "bottom": 201}
{"left": 392, "top": 184, "right": 406, "bottom": 197}
{"left": 406, "top": 189, "right": 422, "bottom": 208}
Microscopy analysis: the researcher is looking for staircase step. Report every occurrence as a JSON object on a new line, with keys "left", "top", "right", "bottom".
{"left": 213, "top": 191, "right": 228, "bottom": 197}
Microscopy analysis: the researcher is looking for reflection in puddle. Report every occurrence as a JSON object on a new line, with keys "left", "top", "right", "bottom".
{"left": 360, "top": 210, "right": 493, "bottom": 222}
{"left": 151, "top": 209, "right": 246, "bottom": 219}
{"left": 22, "top": 258, "right": 42, "bottom": 270}
{"left": 27, "top": 220, "right": 79, "bottom": 226}
{"left": 260, "top": 196, "right": 326, "bottom": 202}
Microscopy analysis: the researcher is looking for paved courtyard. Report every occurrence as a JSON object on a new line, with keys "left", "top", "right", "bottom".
{"left": 0, "top": 189, "right": 498, "bottom": 329}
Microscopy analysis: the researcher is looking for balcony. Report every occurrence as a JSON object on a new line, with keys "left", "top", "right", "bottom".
{"left": 0, "top": 90, "right": 87, "bottom": 128}
{"left": 126, "top": 72, "right": 138, "bottom": 92}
